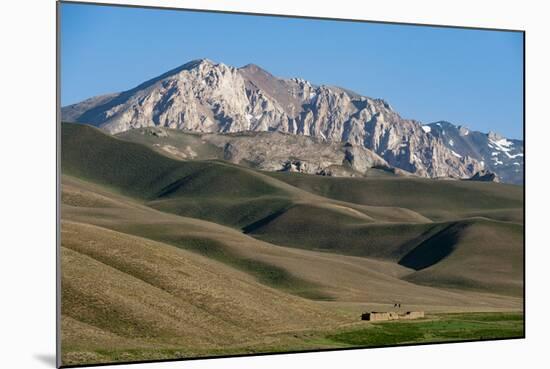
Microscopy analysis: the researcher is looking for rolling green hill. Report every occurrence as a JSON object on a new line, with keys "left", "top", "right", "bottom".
{"left": 62, "top": 123, "right": 429, "bottom": 228}
{"left": 267, "top": 171, "right": 523, "bottom": 222}
{"left": 60, "top": 122, "right": 524, "bottom": 366}
{"left": 62, "top": 123, "right": 286, "bottom": 201}
{"left": 61, "top": 123, "right": 523, "bottom": 296}
{"left": 401, "top": 219, "right": 524, "bottom": 296}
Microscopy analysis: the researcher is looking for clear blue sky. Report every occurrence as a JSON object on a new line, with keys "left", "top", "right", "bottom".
{"left": 60, "top": 2, "right": 524, "bottom": 139}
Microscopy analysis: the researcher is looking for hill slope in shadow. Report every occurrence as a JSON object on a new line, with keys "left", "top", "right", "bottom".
{"left": 60, "top": 122, "right": 524, "bottom": 365}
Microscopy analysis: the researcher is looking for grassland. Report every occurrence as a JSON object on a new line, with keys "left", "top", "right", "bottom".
{"left": 323, "top": 312, "right": 523, "bottom": 346}
{"left": 60, "top": 123, "right": 524, "bottom": 366}
{"left": 62, "top": 311, "right": 523, "bottom": 366}
{"left": 268, "top": 171, "right": 524, "bottom": 222}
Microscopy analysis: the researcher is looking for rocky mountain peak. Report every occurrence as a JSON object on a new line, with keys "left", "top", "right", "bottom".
{"left": 61, "top": 58, "right": 522, "bottom": 183}
{"left": 154, "top": 58, "right": 218, "bottom": 80}
{"left": 181, "top": 58, "right": 214, "bottom": 68}
{"left": 240, "top": 63, "right": 267, "bottom": 72}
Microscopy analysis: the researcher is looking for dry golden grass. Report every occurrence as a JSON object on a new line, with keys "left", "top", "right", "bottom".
{"left": 61, "top": 219, "right": 351, "bottom": 365}
{"left": 62, "top": 221, "right": 345, "bottom": 336}
{"left": 59, "top": 124, "right": 523, "bottom": 366}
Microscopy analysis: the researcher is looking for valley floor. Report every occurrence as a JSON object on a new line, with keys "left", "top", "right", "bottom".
{"left": 61, "top": 311, "right": 524, "bottom": 366}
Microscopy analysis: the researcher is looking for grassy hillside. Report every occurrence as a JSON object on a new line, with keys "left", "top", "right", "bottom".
{"left": 62, "top": 175, "right": 522, "bottom": 306}
{"left": 62, "top": 123, "right": 286, "bottom": 201}
{"left": 267, "top": 172, "right": 523, "bottom": 222}
{"left": 62, "top": 123, "right": 523, "bottom": 295}
{"left": 402, "top": 219, "right": 524, "bottom": 296}
{"left": 61, "top": 221, "right": 346, "bottom": 365}
{"left": 62, "top": 123, "right": 428, "bottom": 228}
{"left": 60, "top": 122, "right": 524, "bottom": 366}
{"left": 116, "top": 127, "right": 223, "bottom": 160}
{"left": 244, "top": 207, "right": 523, "bottom": 296}
{"left": 115, "top": 126, "right": 523, "bottom": 223}
{"left": 245, "top": 203, "right": 443, "bottom": 259}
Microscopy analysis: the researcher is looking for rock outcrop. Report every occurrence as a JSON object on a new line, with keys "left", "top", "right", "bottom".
{"left": 202, "top": 131, "right": 391, "bottom": 177}
{"left": 467, "top": 169, "right": 500, "bottom": 182}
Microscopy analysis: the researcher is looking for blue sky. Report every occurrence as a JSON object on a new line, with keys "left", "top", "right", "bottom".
{"left": 60, "top": 3, "right": 524, "bottom": 139}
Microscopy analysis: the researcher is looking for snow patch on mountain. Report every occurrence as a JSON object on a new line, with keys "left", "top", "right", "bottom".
{"left": 426, "top": 121, "right": 523, "bottom": 184}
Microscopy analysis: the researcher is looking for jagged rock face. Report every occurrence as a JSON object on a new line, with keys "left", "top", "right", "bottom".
{"left": 425, "top": 121, "right": 524, "bottom": 185}
{"left": 63, "top": 58, "right": 484, "bottom": 179}
{"left": 202, "top": 131, "right": 390, "bottom": 177}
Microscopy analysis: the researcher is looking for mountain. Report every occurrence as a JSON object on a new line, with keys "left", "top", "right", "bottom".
{"left": 62, "top": 58, "right": 522, "bottom": 182}
{"left": 423, "top": 121, "right": 524, "bottom": 185}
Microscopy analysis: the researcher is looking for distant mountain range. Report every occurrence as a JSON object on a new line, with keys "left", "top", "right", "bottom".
{"left": 62, "top": 58, "right": 523, "bottom": 184}
{"left": 422, "top": 122, "right": 523, "bottom": 184}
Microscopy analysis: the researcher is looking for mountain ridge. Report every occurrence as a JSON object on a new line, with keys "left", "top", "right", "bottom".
{"left": 62, "top": 58, "right": 522, "bottom": 184}
{"left": 423, "top": 121, "right": 523, "bottom": 184}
